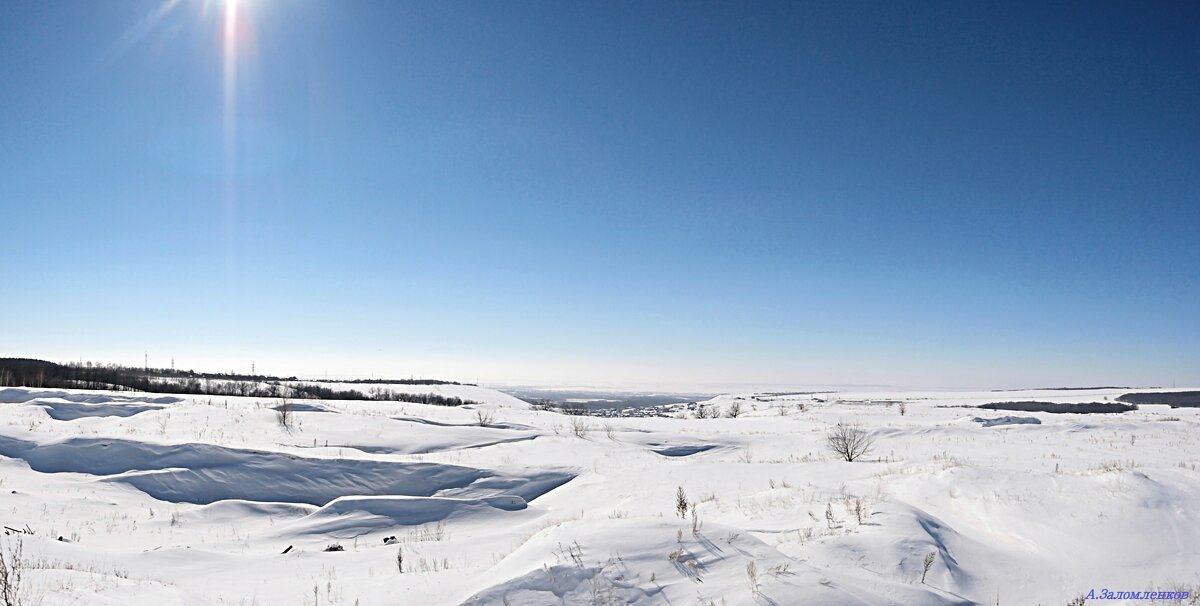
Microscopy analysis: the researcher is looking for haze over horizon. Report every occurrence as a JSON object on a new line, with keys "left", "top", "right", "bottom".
{"left": 2, "top": 1, "right": 1197, "bottom": 389}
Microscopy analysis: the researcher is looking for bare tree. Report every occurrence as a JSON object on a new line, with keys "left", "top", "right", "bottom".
{"left": 475, "top": 409, "right": 495, "bottom": 427}
{"left": 826, "top": 420, "right": 874, "bottom": 462}
{"left": 275, "top": 398, "right": 294, "bottom": 431}
{"left": 899, "top": 401, "right": 908, "bottom": 416}
{"left": 727, "top": 401, "right": 743, "bottom": 418}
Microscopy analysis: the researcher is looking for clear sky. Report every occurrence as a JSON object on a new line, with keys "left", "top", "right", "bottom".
{"left": 1, "top": 1, "right": 1197, "bottom": 390}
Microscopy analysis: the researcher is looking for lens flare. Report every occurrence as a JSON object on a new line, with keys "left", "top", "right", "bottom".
{"left": 92, "top": 0, "right": 181, "bottom": 70}
{"left": 222, "top": 0, "right": 246, "bottom": 263}
{"left": 223, "top": 0, "right": 238, "bottom": 183}
{"left": 101, "top": 0, "right": 262, "bottom": 264}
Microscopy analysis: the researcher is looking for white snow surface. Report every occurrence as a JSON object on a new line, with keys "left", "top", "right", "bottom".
{"left": 1, "top": 385, "right": 1198, "bottom": 605}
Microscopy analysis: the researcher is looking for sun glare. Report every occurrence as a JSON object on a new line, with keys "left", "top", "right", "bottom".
{"left": 223, "top": 0, "right": 238, "bottom": 123}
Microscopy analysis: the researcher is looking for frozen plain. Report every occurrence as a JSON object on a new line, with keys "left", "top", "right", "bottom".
{"left": 1, "top": 384, "right": 1198, "bottom": 606}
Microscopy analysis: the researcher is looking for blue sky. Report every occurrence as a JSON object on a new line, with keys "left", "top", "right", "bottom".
{"left": 1, "top": 1, "right": 1197, "bottom": 389}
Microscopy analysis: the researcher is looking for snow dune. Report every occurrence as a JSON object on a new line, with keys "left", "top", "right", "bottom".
{"left": 275, "top": 495, "right": 529, "bottom": 539}
{"left": 0, "top": 435, "right": 570, "bottom": 506}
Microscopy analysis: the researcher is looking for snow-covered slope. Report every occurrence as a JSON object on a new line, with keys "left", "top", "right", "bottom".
{"left": 1, "top": 385, "right": 1198, "bottom": 605}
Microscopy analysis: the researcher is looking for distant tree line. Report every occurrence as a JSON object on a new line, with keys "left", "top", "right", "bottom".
{"left": 988, "top": 386, "right": 1135, "bottom": 392}
{"left": 979, "top": 401, "right": 1137, "bottom": 414}
{"left": 292, "top": 384, "right": 475, "bottom": 407}
{"left": 0, "top": 358, "right": 476, "bottom": 407}
{"left": 527, "top": 399, "right": 593, "bottom": 416}
{"left": 1116, "top": 391, "right": 1200, "bottom": 408}
{"left": 328, "top": 378, "right": 471, "bottom": 386}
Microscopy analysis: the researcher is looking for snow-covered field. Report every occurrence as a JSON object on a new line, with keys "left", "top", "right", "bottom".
{"left": 1, "top": 385, "right": 1198, "bottom": 605}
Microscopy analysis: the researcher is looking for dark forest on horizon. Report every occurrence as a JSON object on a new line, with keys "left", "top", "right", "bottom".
{"left": 0, "top": 358, "right": 478, "bottom": 407}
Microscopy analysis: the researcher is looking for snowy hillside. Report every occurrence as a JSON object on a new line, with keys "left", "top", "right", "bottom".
{"left": 1, "top": 385, "right": 1198, "bottom": 605}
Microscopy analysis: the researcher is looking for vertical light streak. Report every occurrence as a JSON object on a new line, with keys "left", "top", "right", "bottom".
{"left": 222, "top": 0, "right": 239, "bottom": 262}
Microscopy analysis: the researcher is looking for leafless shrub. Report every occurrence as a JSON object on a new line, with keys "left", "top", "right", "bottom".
{"left": 1144, "top": 583, "right": 1200, "bottom": 605}
{"left": 402, "top": 521, "right": 446, "bottom": 543}
{"left": 275, "top": 398, "right": 294, "bottom": 430}
{"left": 853, "top": 497, "right": 866, "bottom": 524}
{"left": 569, "top": 416, "right": 591, "bottom": 437}
{"left": 899, "top": 401, "right": 907, "bottom": 416}
{"left": 1093, "top": 459, "right": 1138, "bottom": 473}
{"left": 475, "top": 409, "right": 495, "bottom": 427}
{"left": 826, "top": 420, "right": 874, "bottom": 462}
{"left": 554, "top": 541, "right": 584, "bottom": 568}
{"left": 0, "top": 537, "right": 26, "bottom": 606}
{"left": 675, "top": 486, "right": 689, "bottom": 518}
{"left": 727, "top": 401, "right": 742, "bottom": 418}
{"left": 746, "top": 561, "right": 760, "bottom": 596}
{"left": 602, "top": 421, "right": 616, "bottom": 440}
{"left": 921, "top": 552, "right": 935, "bottom": 583}
{"left": 933, "top": 451, "right": 969, "bottom": 469}
{"left": 407, "top": 556, "right": 451, "bottom": 573}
